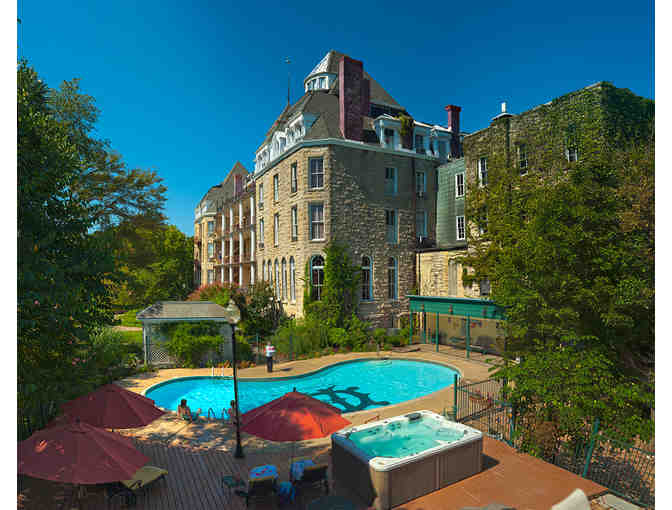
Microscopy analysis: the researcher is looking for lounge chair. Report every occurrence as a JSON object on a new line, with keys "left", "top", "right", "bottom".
{"left": 289, "top": 456, "right": 313, "bottom": 483}
{"left": 245, "top": 475, "right": 278, "bottom": 508}
{"left": 119, "top": 465, "right": 168, "bottom": 503}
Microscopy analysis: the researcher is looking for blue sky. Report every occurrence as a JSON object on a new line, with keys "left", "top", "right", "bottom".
{"left": 17, "top": 0, "right": 654, "bottom": 235}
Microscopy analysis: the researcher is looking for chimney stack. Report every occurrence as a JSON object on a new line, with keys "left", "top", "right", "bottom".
{"left": 339, "top": 56, "right": 365, "bottom": 141}
{"left": 445, "top": 105, "right": 462, "bottom": 158}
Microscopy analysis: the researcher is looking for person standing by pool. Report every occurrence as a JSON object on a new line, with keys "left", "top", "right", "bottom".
{"left": 265, "top": 340, "right": 275, "bottom": 372}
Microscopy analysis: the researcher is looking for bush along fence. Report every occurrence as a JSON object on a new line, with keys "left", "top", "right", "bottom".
{"left": 452, "top": 378, "right": 655, "bottom": 508}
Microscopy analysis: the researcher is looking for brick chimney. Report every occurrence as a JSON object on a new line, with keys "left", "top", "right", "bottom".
{"left": 445, "top": 104, "right": 462, "bottom": 157}
{"left": 339, "top": 56, "right": 365, "bottom": 141}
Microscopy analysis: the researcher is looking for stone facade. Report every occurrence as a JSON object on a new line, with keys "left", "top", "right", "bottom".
{"left": 254, "top": 142, "right": 439, "bottom": 327}
{"left": 415, "top": 250, "right": 481, "bottom": 299}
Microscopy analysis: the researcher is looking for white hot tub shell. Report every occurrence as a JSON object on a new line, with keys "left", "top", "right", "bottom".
{"left": 331, "top": 410, "right": 483, "bottom": 510}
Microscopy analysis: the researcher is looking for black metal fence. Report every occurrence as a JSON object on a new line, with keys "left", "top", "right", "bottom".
{"left": 455, "top": 378, "right": 655, "bottom": 508}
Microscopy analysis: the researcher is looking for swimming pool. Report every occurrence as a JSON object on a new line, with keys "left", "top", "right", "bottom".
{"left": 145, "top": 359, "right": 459, "bottom": 415}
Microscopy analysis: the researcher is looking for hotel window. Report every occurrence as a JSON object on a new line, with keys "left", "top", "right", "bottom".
{"left": 290, "top": 257, "right": 296, "bottom": 301}
{"left": 415, "top": 134, "right": 425, "bottom": 154}
{"left": 207, "top": 221, "right": 215, "bottom": 234}
{"left": 478, "top": 157, "right": 488, "bottom": 187}
{"left": 207, "top": 241, "right": 214, "bottom": 258}
{"left": 384, "top": 128, "right": 394, "bottom": 148}
{"left": 291, "top": 162, "right": 298, "bottom": 193}
{"left": 265, "top": 260, "right": 270, "bottom": 282}
{"left": 361, "top": 256, "right": 372, "bottom": 301}
{"left": 415, "top": 171, "right": 426, "bottom": 194}
{"left": 258, "top": 182, "right": 264, "bottom": 208}
{"left": 565, "top": 124, "right": 579, "bottom": 162}
{"left": 259, "top": 218, "right": 265, "bottom": 246}
{"left": 274, "top": 260, "right": 279, "bottom": 296}
{"left": 273, "top": 214, "right": 279, "bottom": 246}
{"left": 518, "top": 144, "right": 528, "bottom": 174}
{"left": 310, "top": 204, "right": 324, "bottom": 240}
{"left": 566, "top": 146, "right": 579, "bottom": 162}
{"left": 291, "top": 206, "right": 298, "bottom": 240}
{"left": 438, "top": 140, "right": 447, "bottom": 160}
{"left": 456, "top": 215, "right": 466, "bottom": 241}
{"left": 319, "top": 76, "right": 326, "bottom": 88}
{"left": 273, "top": 174, "right": 279, "bottom": 202}
{"left": 416, "top": 210, "right": 427, "bottom": 238}
{"left": 207, "top": 269, "right": 214, "bottom": 284}
{"left": 281, "top": 258, "right": 287, "bottom": 301}
{"left": 309, "top": 158, "right": 324, "bottom": 188}
{"left": 385, "top": 210, "right": 397, "bottom": 244}
{"left": 384, "top": 167, "right": 397, "bottom": 195}
{"left": 311, "top": 255, "right": 325, "bottom": 301}
{"left": 387, "top": 257, "right": 397, "bottom": 300}
{"left": 480, "top": 278, "right": 491, "bottom": 296}
{"left": 456, "top": 173, "right": 465, "bottom": 197}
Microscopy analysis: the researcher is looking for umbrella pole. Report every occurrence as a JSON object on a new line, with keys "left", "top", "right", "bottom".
{"left": 232, "top": 323, "right": 244, "bottom": 459}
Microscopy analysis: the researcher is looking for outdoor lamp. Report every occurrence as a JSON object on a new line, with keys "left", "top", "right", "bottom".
{"left": 225, "top": 300, "right": 244, "bottom": 459}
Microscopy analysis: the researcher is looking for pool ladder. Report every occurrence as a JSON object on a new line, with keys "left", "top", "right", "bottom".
{"left": 207, "top": 408, "right": 229, "bottom": 420}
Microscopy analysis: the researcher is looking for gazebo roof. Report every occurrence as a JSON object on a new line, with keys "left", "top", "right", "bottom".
{"left": 136, "top": 301, "right": 240, "bottom": 323}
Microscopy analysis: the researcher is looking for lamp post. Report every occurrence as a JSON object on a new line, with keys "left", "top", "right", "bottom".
{"left": 232, "top": 322, "right": 244, "bottom": 458}
{"left": 224, "top": 300, "right": 244, "bottom": 459}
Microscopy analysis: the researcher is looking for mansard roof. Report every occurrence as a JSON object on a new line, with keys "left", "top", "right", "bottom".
{"left": 197, "top": 161, "right": 249, "bottom": 207}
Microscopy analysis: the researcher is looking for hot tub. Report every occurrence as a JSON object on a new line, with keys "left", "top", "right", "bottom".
{"left": 331, "top": 411, "right": 482, "bottom": 510}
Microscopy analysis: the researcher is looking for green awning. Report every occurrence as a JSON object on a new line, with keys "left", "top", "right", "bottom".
{"left": 407, "top": 295, "right": 506, "bottom": 320}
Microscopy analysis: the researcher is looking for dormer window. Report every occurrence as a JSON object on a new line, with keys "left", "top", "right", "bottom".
{"left": 318, "top": 77, "right": 326, "bottom": 88}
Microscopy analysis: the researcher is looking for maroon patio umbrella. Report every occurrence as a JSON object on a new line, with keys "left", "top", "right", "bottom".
{"left": 60, "top": 383, "right": 165, "bottom": 429}
{"left": 18, "top": 420, "right": 149, "bottom": 484}
{"left": 241, "top": 390, "right": 351, "bottom": 441}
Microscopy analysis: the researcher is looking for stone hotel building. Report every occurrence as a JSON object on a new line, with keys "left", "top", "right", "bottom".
{"left": 195, "top": 50, "right": 465, "bottom": 327}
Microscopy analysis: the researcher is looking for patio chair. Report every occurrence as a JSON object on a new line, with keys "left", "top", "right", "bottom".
{"left": 289, "top": 456, "right": 313, "bottom": 483}
{"left": 293, "top": 463, "right": 329, "bottom": 495}
{"left": 245, "top": 475, "right": 278, "bottom": 508}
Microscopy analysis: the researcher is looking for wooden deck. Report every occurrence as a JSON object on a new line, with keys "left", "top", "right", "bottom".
{"left": 18, "top": 433, "right": 609, "bottom": 510}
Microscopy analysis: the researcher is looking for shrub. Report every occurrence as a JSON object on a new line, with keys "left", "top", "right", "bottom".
{"left": 235, "top": 339, "right": 253, "bottom": 362}
{"left": 344, "top": 314, "right": 371, "bottom": 349}
{"left": 328, "top": 328, "right": 348, "bottom": 348}
{"left": 163, "top": 322, "right": 222, "bottom": 367}
{"left": 372, "top": 328, "right": 387, "bottom": 345}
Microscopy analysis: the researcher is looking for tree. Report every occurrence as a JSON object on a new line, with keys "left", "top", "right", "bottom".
{"left": 48, "top": 78, "right": 167, "bottom": 229}
{"left": 133, "top": 226, "right": 194, "bottom": 304}
{"left": 462, "top": 143, "right": 654, "bottom": 443}
{"left": 18, "top": 60, "right": 114, "bottom": 437}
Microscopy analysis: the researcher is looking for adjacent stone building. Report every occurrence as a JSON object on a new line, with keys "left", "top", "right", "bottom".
{"left": 420, "top": 81, "right": 653, "bottom": 301}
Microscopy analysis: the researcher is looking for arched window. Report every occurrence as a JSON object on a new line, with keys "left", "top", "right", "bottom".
{"left": 268, "top": 260, "right": 273, "bottom": 290}
{"left": 274, "top": 259, "right": 279, "bottom": 297}
{"left": 290, "top": 257, "right": 296, "bottom": 301}
{"left": 311, "top": 255, "right": 325, "bottom": 301}
{"left": 361, "top": 256, "right": 372, "bottom": 301}
{"left": 261, "top": 261, "right": 265, "bottom": 281}
{"left": 387, "top": 257, "right": 397, "bottom": 300}
{"left": 281, "top": 258, "right": 287, "bottom": 301}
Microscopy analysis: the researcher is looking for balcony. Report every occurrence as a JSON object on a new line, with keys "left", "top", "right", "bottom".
{"left": 194, "top": 236, "right": 201, "bottom": 245}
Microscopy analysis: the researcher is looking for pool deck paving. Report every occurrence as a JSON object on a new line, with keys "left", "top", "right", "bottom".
{"left": 17, "top": 349, "right": 614, "bottom": 510}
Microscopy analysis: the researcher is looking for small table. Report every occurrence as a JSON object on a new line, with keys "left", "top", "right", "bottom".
{"left": 306, "top": 495, "right": 356, "bottom": 510}
{"left": 249, "top": 464, "right": 279, "bottom": 481}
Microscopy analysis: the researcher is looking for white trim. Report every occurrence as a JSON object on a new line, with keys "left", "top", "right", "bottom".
{"left": 455, "top": 172, "right": 465, "bottom": 198}
{"left": 456, "top": 215, "right": 466, "bottom": 241}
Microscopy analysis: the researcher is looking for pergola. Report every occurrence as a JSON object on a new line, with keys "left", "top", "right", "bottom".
{"left": 407, "top": 295, "right": 507, "bottom": 357}
{"left": 136, "top": 301, "right": 241, "bottom": 366}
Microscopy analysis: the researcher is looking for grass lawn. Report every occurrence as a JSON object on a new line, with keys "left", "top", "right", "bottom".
{"left": 118, "top": 309, "right": 142, "bottom": 327}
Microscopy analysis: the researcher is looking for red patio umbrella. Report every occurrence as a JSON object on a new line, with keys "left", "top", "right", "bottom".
{"left": 18, "top": 420, "right": 149, "bottom": 484}
{"left": 240, "top": 390, "right": 351, "bottom": 442}
{"left": 60, "top": 383, "right": 165, "bottom": 429}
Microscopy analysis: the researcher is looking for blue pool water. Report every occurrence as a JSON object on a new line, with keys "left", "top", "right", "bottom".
{"left": 349, "top": 416, "right": 466, "bottom": 457}
{"left": 146, "top": 359, "right": 458, "bottom": 415}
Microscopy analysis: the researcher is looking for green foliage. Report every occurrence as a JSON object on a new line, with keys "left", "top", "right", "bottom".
{"left": 188, "top": 282, "right": 232, "bottom": 306}
{"left": 18, "top": 59, "right": 116, "bottom": 438}
{"left": 306, "top": 242, "right": 360, "bottom": 329}
{"left": 344, "top": 314, "right": 371, "bottom": 349}
{"left": 462, "top": 101, "right": 654, "bottom": 444}
{"left": 372, "top": 328, "right": 387, "bottom": 345}
{"left": 163, "top": 322, "right": 222, "bottom": 368}
{"left": 235, "top": 339, "right": 253, "bottom": 362}
{"left": 328, "top": 328, "right": 348, "bottom": 348}
{"left": 493, "top": 342, "right": 653, "bottom": 448}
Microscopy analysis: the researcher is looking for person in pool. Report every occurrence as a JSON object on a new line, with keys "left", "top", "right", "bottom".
{"left": 177, "top": 399, "right": 201, "bottom": 422}
{"left": 227, "top": 399, "right": 239, "bottom": 425}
